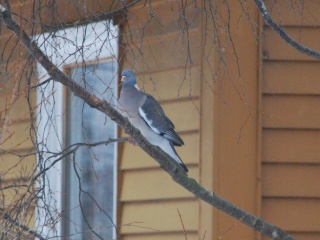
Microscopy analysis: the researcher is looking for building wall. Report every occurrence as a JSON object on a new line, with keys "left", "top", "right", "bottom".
{"left": 210, "top": 1, "right": 320, "bottom": 240}
{"left": 262, "top": 1, "right": 320, "bottom": 240}
{"left": 212, "top": 1, "right": 261, "bottom": 239}
{"left": 1, "top": 0, "right": 320, "bottom": 239}
{"left": 0, "top": 1, "right": 38, "bottom": 236}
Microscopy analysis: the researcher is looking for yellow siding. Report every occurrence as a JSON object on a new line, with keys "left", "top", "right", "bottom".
{"left": 123, "top": 31, "right": 201, "bottom": 72}
{"left": 0, "top": 122, "right": 34, "bottom": 150}
{"left": 262, "top": 199, "right": 320, "bottom": 232}
{"left": 0, "top": 90, "right": 36, "bottom": 120}
{"left": 262, "top": 164, "right": 320, "bottom": 197}
{"left": 121, "top": 200, "right": 199, "bottom": 234}
{"left": 120, "top": 167, "right": 197, "bottom": 201}
{"left": 264, "top": 0, "right": 320, "bottom": 26}
{"left": 122, "top": 0, "right": 201, "bottom": 41}
{"left": 263, "top": 27, "right": 320, "bottom": 61}
{"left": 138, "top": 67, "right": 201, "bottom": 100}
{"left": 162, "top": 100, "right": 200, "bottom": 131}
{"left": 263, "top": 62, "right": 320, "bottom": 94}
{"left": 0, "top": 0, "right": 37, "bottom": 232}
{"left": 262, "top": 129, "right": 320, "bottom": 164}
{"left": 0, "top": 90, "right": 36, "bottom": 234}
{"left": 262, "top": 1, "right": 320, "bottom": 239}
{"left": 212, "top": 1, "right": 260, "bottom": 240}
{"left": 0, "top": 154, "right": 36, "bottom": 180}
{"left": 263, "top": 95, "right": 320, "bottom": 128}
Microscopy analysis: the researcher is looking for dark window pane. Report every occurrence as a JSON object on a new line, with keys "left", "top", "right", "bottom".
{"left": 64, "top": 61, "right": 117, "bottom": 240}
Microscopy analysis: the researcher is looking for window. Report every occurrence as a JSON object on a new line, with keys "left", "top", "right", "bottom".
{"left": 35, "top": 21, "right": 118, "bottom": 239}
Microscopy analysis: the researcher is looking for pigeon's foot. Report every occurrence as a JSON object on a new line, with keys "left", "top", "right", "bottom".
{"left": 127, "top": 137, "right": 138, "bottom": 146}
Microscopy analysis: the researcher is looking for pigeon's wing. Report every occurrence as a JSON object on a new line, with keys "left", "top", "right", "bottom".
{"left": 138, "top": 94, "right": 184, "bottom": 146}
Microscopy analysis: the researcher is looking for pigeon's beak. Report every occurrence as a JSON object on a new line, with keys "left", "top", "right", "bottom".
{"left": 121, "top": 76, "right": 126, "bottom": 82}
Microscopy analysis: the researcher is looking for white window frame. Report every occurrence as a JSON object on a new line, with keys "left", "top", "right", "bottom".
{"left": 35, "top": 21, "right": 118, "bottom": 239}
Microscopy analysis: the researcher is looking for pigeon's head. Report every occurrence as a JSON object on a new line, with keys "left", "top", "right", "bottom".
{"left": 121, "top": 69, "right": 137, "bottom": 87}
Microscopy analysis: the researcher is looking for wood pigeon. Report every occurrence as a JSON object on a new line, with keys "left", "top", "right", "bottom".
{"left": 119, "top": 69, "right": 188, "bottom": 172}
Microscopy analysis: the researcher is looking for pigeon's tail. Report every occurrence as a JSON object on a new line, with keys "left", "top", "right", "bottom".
{"left": 153, "top": 137, "right": 188, "bottom": 173}
{"left": 169, "top": 141, "right": 188, "bottom": 173}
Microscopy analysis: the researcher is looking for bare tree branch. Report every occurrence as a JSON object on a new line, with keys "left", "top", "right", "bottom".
{"left": 253, "top": 0, "right": 320, "bottom": 60}
{"left": 0, "top": 4, "right": 298, "bottom": 240}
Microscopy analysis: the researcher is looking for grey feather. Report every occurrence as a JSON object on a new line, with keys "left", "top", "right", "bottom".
{"left": 139, "top": 94, "right": 184, "bottom": 146}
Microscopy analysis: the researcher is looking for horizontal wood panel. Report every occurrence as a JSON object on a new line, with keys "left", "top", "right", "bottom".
{"left": 262, "top": 129, "right": 320, "bottom": 163}
{"left": 262, "top": 164, "right": 320, "bottom": 197}
{"left": 263, "top": 27, "right": 320, "bottom": 61}
{"left": 10, "top": 0, "right": 36, "bottom": 21}
{"left": 0, "top": 91, "right": 36, "bottom": 121}
{"left": 121, "top": 132, "right": 199, "bottom": 169}
{"left": 0, "top": 154, "right": 36, "bottom": 180}
{"left": 54, "top": 0, "right": 124, "bottom": 25}
{"left": 121, "top": 199, "right": 198, "bottom": 234}
{"left": 0, "top": 37, "right": 31, "bottom": 65}
{"left": 263, "top": 61, "right": 320, "bottom": 94}
{"left": 262, "top": 198, "right": 320, "bottom": 232}
{"left": 122, "top": 232, "right": 198, "bottom": 240}
{"left": 0, "top": 182, "right": 33, "bottom": 208}
{"left": 120, "top": 167, "right": 197, "bottom": 201}
{"left": 0, "top": 122, "right": 34, "bottom": 150}
{"left": 263, "top": 95, "right": 320, "bottom": 129}
{"left": 123, "top": 0, "right": 201, "bottom": 41}
{"left": 264, "top": 0, "right": 320, "bottom": 26}
{"left": 136, "top": 67, "right": 200, "bottom": 100}
{"left": 123, "top": 32, "right": 200, "bottom": 73}
{"left": 0, "top": 62, "right": 38, "bottom": 94}
{"left": 163, "top": 100, "right": 200, "bottom": 130}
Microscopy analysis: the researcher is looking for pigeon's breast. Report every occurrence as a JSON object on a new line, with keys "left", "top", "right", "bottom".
{"left": 119, "top": 86, "right": 145, "bottom": 119}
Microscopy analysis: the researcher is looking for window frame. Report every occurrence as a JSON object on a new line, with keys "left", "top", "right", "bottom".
{"left": 35, "top": 21, "right": 118, "bottom": 239}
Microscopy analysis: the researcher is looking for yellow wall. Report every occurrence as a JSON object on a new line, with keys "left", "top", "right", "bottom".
{"left": 212, "top": 1, "right": 261, "bottom": 239}
{"left": 0, "top": 32, "right": 36, "bottom": 240}
{"left": 261, "top": 1, "right": 320, "bottom": 239}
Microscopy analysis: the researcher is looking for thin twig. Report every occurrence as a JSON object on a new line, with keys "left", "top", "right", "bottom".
{"left": 28, "top": 77, "right": 52, "bottom": 89}
{"left": 31, "top": 138, "right": 128, "bottom": 183}
{"left": 201, "top": 230, "right": 207, "bottom": 240}
{"left": 177, "top": 208, "right": 187, "bottom": 240}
